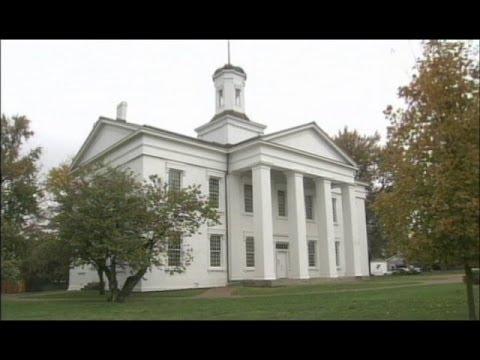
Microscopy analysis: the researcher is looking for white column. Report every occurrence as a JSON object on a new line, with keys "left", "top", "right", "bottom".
{"left": 342, "top": 184, "right": 362, "bottom": 276}
{"left": 227, "top": 173, "right": 242, "bottom": 280}
{"left": 315, "top": 178, "right": 338, "bottom": 278}
{"left": 356, "top": 193, "right": 370, "bottom": 276}
{"left": 286, "top": 172, "right": 309, "bottom": 279}
{"left": 252, "top": 165, "right": 275, "bottom": 280}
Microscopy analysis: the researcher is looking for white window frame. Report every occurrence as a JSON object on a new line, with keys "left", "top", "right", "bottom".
{"left": 167, "top": 235, "right": 182, "bottom": 268}
{"left": 307, "top": 239, "right": 318, "bottom": 269}
{"left": 235, "top": 88, "right": 241, "bottom": 106}
{"left": 244, "top": 233, "right": 255, "bottom": 270}
{"left": 208, "top": 230, "right": 226, "bottom": 271}
{"left": 243, "top": 183, "right": 253, "bottom": 215}
{"left": 335, "top": 240, "right": 341, "bottom": 269}
{"left": 305, "top": 193, "right": 315, "bottom": 222}
{"left": 332, "top": 197, "right": 338, "bottom": 224}
{"left": 166, "top": 161, "right": 187, "bottom": 191}
{"left": 168, "top": 168, "right": 182, "bottom": 192}
{"left": 218, "top": 88, "right": 224, "bottom": 108}
{"left": 209, "top": 177, "right": 220, "bottom": 209}
{"left": 275, "top": 184, "right": 287, "bottom": 219}
{"left": 206, "top": 169, "right": 225, "bottom": 213}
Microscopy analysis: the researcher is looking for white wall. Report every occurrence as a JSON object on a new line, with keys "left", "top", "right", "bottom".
{"left": 68, "top": 264, "right": 133, "bottom": 291}
{"left": 138, "top": 153, "right": 228, "bottom": 291}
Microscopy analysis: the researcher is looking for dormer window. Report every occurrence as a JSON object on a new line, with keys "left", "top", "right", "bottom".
{"left": 235, "top": 89, "right": 241, "bottom": 106}
{"left": 218, "top": 89, "right": 224, "bottom": 107}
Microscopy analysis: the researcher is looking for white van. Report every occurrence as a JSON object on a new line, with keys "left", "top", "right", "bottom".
{"left": 370, "top": 261, "right": 389, "bottom": 276}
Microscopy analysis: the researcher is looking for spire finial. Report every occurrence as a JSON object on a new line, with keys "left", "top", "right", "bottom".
{"left": 227, "top": 40, "right": 231, "bottom": 64}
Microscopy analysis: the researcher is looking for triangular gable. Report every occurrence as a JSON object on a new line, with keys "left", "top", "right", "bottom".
{"left": 72, "top": 118, "right": 138, "bottom": 168}
{"left": 263, "top": 122, "right": 357, "bottom": 167}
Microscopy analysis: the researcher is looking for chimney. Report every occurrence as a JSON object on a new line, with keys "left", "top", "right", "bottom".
{"left": 116, "top": 101, "right": 127, "bottom": 122}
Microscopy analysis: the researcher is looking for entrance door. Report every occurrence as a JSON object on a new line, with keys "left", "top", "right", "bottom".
{"left": 276, "top": 251, "right": 288, "bottom": 279}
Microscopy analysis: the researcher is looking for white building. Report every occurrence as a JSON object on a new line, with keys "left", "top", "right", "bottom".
{"left": 68, "top": 61, "right": 370, "bottom": 292}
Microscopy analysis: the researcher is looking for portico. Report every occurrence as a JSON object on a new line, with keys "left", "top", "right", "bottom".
{"left": 227, "top": 147, "right": 367, "bottom": 281}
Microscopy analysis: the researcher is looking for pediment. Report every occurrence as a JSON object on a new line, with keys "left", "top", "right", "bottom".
{"left": 73, "top": 120, "right": 137, "bottom": 167}
{"left": 265, "top": 124, "right": 356, "bottom": 166}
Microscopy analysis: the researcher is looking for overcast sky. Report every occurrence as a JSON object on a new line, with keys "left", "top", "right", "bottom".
{"left": 1, "top": 40, "right": 424, "bottom": 177}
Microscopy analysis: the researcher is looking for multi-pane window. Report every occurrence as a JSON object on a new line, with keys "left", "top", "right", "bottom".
{"left": 168, "top": 235, "right": 182, "bottom": 267}
{"left": 245, "top": 237, "right": 255, "bottom": 267}
{"left": 308, "top": 241, "right": 317, "bottom": 267}
{"left": 235, "top": 89, "right": 241, "bottom": 106}
{"left": 210, "top": 235, "right": 221, "bottom": 267}
{"left": 209, "top": 177, "right": 220, "bottom": 208}
{"left": 244, "top": 184, "right": 253, "bottom": 213}
{"left": 335, "top": 241, "right": 340, "bottom": 267}
{"left": 308, "top": 240, "right": 317, "bottom": 267}
{"left": 169, "top": 169, "right": 182, "bottom": 192}
{"left": 278, "top": 190, "right": 286, "bottom": 217}
{"left": 332, "top": 198, "right": 338, "bottom": 223}
{"left": 305, "top": 195, "right": 313, "bottom": 220}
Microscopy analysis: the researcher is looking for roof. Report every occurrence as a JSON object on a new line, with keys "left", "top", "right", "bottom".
{"left": 210, "top": 110, "right": 251, "bottom": 122}
{"left": 213, "top": 63, "right": 246, "bottom": 78}
{"left": 72, "top": 117, "right": 358, "bottom": 171}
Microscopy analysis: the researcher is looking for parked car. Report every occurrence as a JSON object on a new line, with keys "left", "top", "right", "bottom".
{"left": 409, "top": 265, "right": 422, "bottom": 274}
{"left": 392, "top": 265, "right": 421, "bottom": 275}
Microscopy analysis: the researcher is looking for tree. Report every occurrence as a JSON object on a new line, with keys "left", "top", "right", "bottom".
{"left": 1, "top": 114, "right": 42, "bottom": 281}
{"left": 23, "top": 229, "right": 72, "bottom": 288}
{"left": 333, "top": 127, "right": 387, "bottom": 260}
{"left": 333, "top": 127, "right": 382, "bottom": 184}
{"left": 374, "top": 40, "right": 479, "bottom": 319}
{"left": 46, "top": 162, "right": 74, "bottom": 198}
{"left": 50, "top": 163, "right": 219, "bottom": 302}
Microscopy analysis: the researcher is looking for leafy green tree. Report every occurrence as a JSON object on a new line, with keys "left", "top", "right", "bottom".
{"left": 333, "top": 127, "right": 387, "bottom": 261}
{"left": 24, "top": 229, "right": 71, "bottom": 287}
{"left": 374, "top": 40, "right": 479, "bottom": 319}
{"left": 50, "top": 163, "right": 219, "bottom": 302}
{"left": 333, "top": 127, "right": 382, "bottom": 184}
{"left": 1, "top": 114, "right": 42, "bottom": 281}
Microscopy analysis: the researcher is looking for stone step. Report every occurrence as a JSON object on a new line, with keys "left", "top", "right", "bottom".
{"left": 81, "top": 282, "right": 103, "bottom": 291}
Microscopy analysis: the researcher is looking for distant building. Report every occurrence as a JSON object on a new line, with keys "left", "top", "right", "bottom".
{"left": 68, "top": 60, "right": 370, "bottom": 292}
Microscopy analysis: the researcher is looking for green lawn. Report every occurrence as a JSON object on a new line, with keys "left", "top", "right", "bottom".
{"left": 2, "top": 274, "right": 477, "bottom": 320}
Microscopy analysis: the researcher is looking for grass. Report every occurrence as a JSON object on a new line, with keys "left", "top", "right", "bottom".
{"left": 2, "top": 272, "right": 477, "bottom": 320}
{"left": 16, "top": 288, "right": 204, "bottom": 300}
{"left": 232, "top": 278, "right": 419, "bottom": 296}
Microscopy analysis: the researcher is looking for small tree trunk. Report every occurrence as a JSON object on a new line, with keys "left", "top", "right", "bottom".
{"left": 105, "top": 258, "right": 120, "bottom": 302}
{"left": 115, "top": 268, "right": 148, "bottom": 303}
{"left": 96, "top": 268, "right": 105, "bottom": 295}
{"left": 464, "top": 263, "right": 477, "bottom": 320}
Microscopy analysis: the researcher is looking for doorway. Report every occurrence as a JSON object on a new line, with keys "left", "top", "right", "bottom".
{"left": 276, "top": 250, "right": 288, "bottom": 279}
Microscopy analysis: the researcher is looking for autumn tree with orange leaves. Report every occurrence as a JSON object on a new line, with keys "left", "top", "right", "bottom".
{"left": 374, "top": 40, "right": 479, "bottom": 319}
